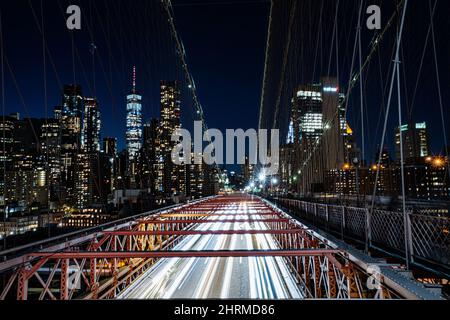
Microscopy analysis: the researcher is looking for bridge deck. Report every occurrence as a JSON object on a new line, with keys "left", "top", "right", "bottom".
{"left": 0, "top": 194, "right": 442, "bottom": 300}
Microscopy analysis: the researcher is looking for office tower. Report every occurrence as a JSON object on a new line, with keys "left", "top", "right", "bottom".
{"left": 291, "top": 83, "right": 323, "bottom": 194}
{"left": 241, "top": 155, "right": 255, "bottom": 183}
{"left": 75, "top": 152, "right": 91, "bottom": 209}
{"left": 40, "top": 119, "right": 62, "bottom": 205}
{"left": 292, "top": 83, "right": 323, "bottom": 147}
{"left": 186, "top": 153, "right": 203, "bottom": 199}
{"left": 186, "top": 153, "right": 217, "bottom": 199}
{"left": 82, "top": 98, "right": 101, "bottom": 154}
{"left": 1, "top": 116, "right": 47, "bottom": 208}
{"left": 102, "top": 137, "right": 118, "bottom": 196}
{"left": 78, "top": 98, "right": 102, "bottom": 208}
{"left": 62, "top": 85, "right": 83, "bottom": 117}
{"left": 401, "top": 157, "right": 449, "bottom": 200}
{"left": 159, "top": 81, "right": 181, "bottom": 142}
{"left": 59, "top": 85, "right": 84, "bottom": 205}
{"left": 116, "top": 150, "right": 128, "bottom": 190}
{"left": 321, "top": 77, "right": 345, "bottom": 170}
{"left": 126, "top": 67, "right": 143, "bottom": 185}
{"left": 395, "top": 122, "right": 430, "bottom": 162}
{"left": 0, "top": 117, "right": 15, "bottom": 185}
{"left": 1, "top": 116, "right": 19, "bottom": 207}
{"left": 157, "top": 81, "right": 184, "bottom": 196}
{"left": 103, "top": 137, "right": 117, "bottom": 157}
{"left": 138, "top": 119, "right": 159, "bottom": 192}
{"left": 292, "top": 77, "right": 344, "bottom": 195}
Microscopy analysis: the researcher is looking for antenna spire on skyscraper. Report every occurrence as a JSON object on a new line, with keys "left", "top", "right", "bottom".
{"left": 132, "top": 66, "right": 136, "bottom": 93}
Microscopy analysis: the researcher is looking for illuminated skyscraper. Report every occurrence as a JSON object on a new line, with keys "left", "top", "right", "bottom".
{"left": 157, "top": 81, "right": 184, "bottom": 195}
{"left": 76, "top": 98, "right": 102, "bottom": 209}
{"left": 102, "top": 137, "right": 117, "bottom": 196}
{"left": 138, "top": 119, "right": 159, "bottom": 192}
{"left": 293, "top": 83, "right": 323, "bottom": 146}
{"left": 40, "top": 119, "right": 62, "bottom": 206}
{"left": 75, "top": 152, "right": 91, "bottom": 209}
{"left": 126, "top": 67, "right": 143, "bottom": 183}
{"left": 292, "top": 78, "right": 344, "bottom": 194}
{"left": 59, "top": 85, "right": 83, "bottom": 205}
{"left": 82, "top": 98, "right": 101, "bottom": 154}
{"left": 395, "top": 122, "right": 431, "bottom": 162}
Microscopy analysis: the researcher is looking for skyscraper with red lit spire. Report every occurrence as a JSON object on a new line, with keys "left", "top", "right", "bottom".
{"left": 126, "top": 66, "right": 143, "bottom": 184}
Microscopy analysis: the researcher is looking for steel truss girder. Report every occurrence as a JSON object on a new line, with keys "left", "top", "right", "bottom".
{"left": 102, "top": 230, "right": 303, "bottom": 236}
{"left": 0, "top": 195, "right": 403, "bottom": 300}
{"left": 138, "top": 218, "right": 291, "bottom": 224}
{"left": 27, "top": 249, "right": 342, "bottom": 259}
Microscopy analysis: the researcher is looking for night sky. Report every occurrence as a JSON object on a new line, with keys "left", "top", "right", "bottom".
{"left": 0, "top": 0, "right": 269, "bottom": 158}
{"left": 1, "top": 0, "right": 449, "bottom": 170}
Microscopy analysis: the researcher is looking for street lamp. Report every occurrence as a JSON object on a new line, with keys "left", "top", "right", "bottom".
{"left": 259, "top": 173, "right": 266, "bottom": 183}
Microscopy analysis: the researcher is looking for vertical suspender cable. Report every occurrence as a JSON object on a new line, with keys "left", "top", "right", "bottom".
{"left": 40, "top": 0, "right": 51, "bottom": 238}
{"left": 369, "top": 1, "right": 409, "bottom": 259}
{"left": 395, "top": 0, "right": 410, "bottom": 270}
{"left": 358, "top": 1, "right": 365, "bottom": 177}
{"left": 0, "top": 10, "right": 6, "bottom": 250}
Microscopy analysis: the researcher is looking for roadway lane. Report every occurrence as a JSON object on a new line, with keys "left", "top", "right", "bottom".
{"left": 118, "top": 199, "right": 303, "bottom": 299}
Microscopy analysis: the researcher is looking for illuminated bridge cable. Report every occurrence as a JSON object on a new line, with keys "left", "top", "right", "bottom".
{"left": 326, "top": 0, "right": 340, "bottom": 77}
{"left": 272, "top": 0, "right": 297, "bottom": 130}
{"left": 0, "top": 9, "right": 5, "bottom": 250}
{"left": 258, "top": 0, "right": 274, "bottom": 131}
{"left": 342, "top": 0, "right": 406, "bottom": 108}
{"left": 55, "top": 0, "right": 94, "bottom": 95}
{"left": 162, "top": 0, "right": 210, "bottom": 135}
{"left": 358, "top": 0, "right": 365, "bottom": 172}
{"left": 409, "top": 1, "right": 435, "bottom": 122}
{"left": 162, "top": 0, "right": 222, "bottom": 173}
{"left": 27, "top": 0, "right": 64, "bottom": 91}
{"left": 311, "top": 0, "right": 324, "bottom": 83}
{"left": 369, "top": 0, "right": 410, "bottom": 266}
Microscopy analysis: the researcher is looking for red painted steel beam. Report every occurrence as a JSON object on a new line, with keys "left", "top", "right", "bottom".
{"left": 139, "top": 218, "right": 291, "bottom": 224}
{"left": 159, "top": 213, "right": 281, "bottom": 218}
{"left": 27, "top": 250, "right": 342, "bottom": 259}
{"left": 102, "top": 230, "right": 305, "bottom": 236}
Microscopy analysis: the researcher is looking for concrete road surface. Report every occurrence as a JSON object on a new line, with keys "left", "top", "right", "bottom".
{"left": 118, "top": 201, "right": 302, "bottom": 299}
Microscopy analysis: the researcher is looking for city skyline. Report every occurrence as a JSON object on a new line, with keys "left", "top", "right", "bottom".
{"left": 1, "top": 1, "right": 449, "bottom": 164}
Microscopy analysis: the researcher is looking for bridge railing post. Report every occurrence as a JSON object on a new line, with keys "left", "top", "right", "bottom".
{"left": 365, "top": 208, "right": 372, "bottom": 253}
{"left": 314, "top": 203, "right": 318, "bottom": 225}
{"left": 341, "top": 206, "right": 345, "bottom": 240}
{"left": 406, "top": 210, "right": 414, "bottom": 264}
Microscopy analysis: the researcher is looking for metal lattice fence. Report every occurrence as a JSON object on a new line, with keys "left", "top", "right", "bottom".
{"left": 275, "top": 198, "right": 450, "bottom": 268}
{"left": 371, "top": 210, "right": 405, "bottom": 251}
{"left": 410, "top": 215, "right": 450, "bottom": 265}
